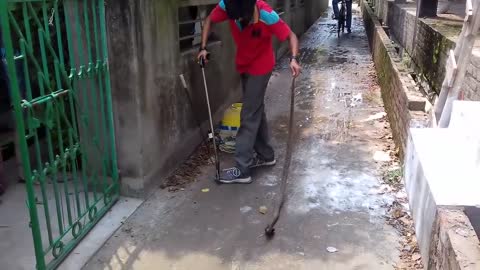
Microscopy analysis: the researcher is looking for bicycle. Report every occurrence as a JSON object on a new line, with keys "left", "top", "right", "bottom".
{"left": 337, "top": 0, "right": 346, "bottom": 37}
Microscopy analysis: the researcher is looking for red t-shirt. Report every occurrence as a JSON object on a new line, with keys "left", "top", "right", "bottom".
{"left": 209, "top": 0, "right": 291, "bottom": 75}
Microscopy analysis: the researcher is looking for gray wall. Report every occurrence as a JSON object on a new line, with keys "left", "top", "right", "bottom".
{"left": 387, "top": 2, "right": 457, "bottom": 95}
{"left": 377, "top": 0, "right": 480, "bottom": 101}
{"left": 106, "top": 0, "right": 328, "bottom": 197}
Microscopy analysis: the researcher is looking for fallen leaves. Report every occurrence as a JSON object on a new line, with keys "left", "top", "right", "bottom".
{"left": 160, "top": 144, "right": 213, "bottom": 192}
{"left": 392, "top": 207, "right": 405, "bottom": 219}
{"left": 399, "top": 217, "right": 412, "bottom": 227}
{"left": 379, "top": 122, "right": 424, "bottom": 270}
{"left": 412, "top": 254, "right": 422, "bottom": 261}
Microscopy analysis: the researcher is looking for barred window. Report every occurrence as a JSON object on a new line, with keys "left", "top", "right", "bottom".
{"left": 178, "top": 5, "right": 219, "bottom": 52}
{"left": 290, "top": 0, "right": 296, "bottom": 9}
{"left": 276, "top": 0, "right": 286, "bottom": 14}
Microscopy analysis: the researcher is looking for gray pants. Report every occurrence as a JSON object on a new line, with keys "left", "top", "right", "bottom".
{"left": 236, "top": 73, "right": 275, "bottom": 176}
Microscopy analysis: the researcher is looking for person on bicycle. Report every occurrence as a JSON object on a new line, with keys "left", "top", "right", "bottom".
{"left": 197, "top": 0, "right": 301, "bottom": 184}
{"left": 332, "top": 0, "right": 353, "bottom": 33}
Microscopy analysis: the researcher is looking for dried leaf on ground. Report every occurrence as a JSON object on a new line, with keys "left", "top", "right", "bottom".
{"left": 162, "top": 144, "right": 213, "bottom": 192}
{"left": 259, "top": 206, "right": 268, "bottom": 215}
{"left": 380, "top": 128, "right": 424, "bottom": 269}
{"left": 412, "top": 254, "right": 422, "bottom": 261}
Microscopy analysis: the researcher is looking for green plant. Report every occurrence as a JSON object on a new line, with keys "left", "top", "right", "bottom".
{"left": 384, "top": 167, "right": 402, "bottom": 184}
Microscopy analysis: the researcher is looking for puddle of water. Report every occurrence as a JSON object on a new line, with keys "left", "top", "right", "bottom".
{"left": 289, "top": 167, "right": 394, "bottom": 220}
{"left": 274, "top": 3, "right": 391, "bottom": 222}
{"left": 288, "top": 141, "right": 394, "bottom": 220}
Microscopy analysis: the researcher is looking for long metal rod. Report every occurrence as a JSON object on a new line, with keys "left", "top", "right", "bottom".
{"left": 200, "top": 65, "right": 220, "bottom": 179}
{"left": 265, "top": 77, "right": 296, "bottom": 238}
{"left": 179, "top": 74, "right": 215, "bottom": 165}
{"left": 100, "top": 0, "right": 120, "bottom": 185}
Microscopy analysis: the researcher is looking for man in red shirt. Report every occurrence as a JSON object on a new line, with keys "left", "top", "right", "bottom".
{"left": 198, "top": 0, "right": 301, "bottom": 184}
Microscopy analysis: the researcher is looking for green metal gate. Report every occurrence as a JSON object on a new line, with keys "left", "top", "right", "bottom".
{"left": 0, "top": 0, "right": 119, "bottom": 269}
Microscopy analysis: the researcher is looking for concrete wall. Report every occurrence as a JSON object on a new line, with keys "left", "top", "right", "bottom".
{"left": 387, "top": 2, "right": 457, "bottom": 95}
{"left": 428, "top": 209, "right": 480, "bottom": 270}
{"left": 464, "top": 50, "right": 480, "bottom": 101}
{"left": 371, "top": 0, "right": 389, "bottom": 24}
{"left": 304, "top": 0, "right": 329, "bottom": 28}
{"left": 383, "top": 1, "right": 480, "bottom": 102}
{"left": 405, "top": 127, "right": 480, "bottom": 269}
{"left": 362, "top": 2, "right": 428, "bottom": 158}
{"left": 106, "top": 0, "right": 327, "bottom": 197}
{"left": 404, "top": 128, "right": 440, "bottom": 267}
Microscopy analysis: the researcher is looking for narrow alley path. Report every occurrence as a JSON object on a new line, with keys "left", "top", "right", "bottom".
{"left": 84, "top": 6, "right": 401, "bottom": 270}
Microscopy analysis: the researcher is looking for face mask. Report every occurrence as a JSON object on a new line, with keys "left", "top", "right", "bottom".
{"left": 224, "top": 0, "right": 256, "bottom": 27}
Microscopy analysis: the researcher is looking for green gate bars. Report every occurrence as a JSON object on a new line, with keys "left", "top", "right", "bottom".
{"left": 0, "top": 0, "right": 119, "bottom": 269}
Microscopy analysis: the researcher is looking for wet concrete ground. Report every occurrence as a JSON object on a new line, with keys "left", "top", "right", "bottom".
{"left": 84, "top": 6, "right": 401, "bottom": 270}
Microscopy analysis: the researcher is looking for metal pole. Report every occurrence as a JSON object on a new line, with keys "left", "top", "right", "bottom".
{"left": 200, "top": 62, "right": 220, "bottom": 179}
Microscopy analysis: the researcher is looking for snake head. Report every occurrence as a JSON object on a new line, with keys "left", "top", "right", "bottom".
{"left": 264, "top": 225, "right": 276, "bottom": 239}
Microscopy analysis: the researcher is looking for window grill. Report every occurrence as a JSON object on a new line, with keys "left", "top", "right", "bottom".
{"left": 276, "top": 0, "right": 286, "bottom": 14}
{"left": 178, "top": 5, "right": 219, "bottom": 52}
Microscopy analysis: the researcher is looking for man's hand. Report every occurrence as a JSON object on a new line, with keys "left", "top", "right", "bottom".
{"left": 290, "top": 59, "right": 301, "bottom": 77}
{"left": 287, "top": 31, "right": 300, "bottom": 77}
{"left": 197, "top": 49, "right": 209, "bottom": 66}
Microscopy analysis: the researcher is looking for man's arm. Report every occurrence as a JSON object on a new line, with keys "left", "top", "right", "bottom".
{"left": 200, "top": 16, "right": 213, "bottom": 50}
{"left": 287, "top": 31, "right": 301, "bottom": 77}
{"left": 197, "top": 15, "right": 214, "bottom": 63}
{"left": 198, "top": 2, "right": 228, "bottom": 63}
{"left": 260, "top": 2, "right": 301, "bottom": 77}
{"left": 288, "top": 31, "right": 299, "bottom": 57}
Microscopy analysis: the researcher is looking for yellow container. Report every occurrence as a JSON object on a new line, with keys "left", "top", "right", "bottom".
{"left": 219, "top": 103, "right": 242, "bottom": 153}
{"left": 221, "top": 103, "right": 242, "bottom": 128}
